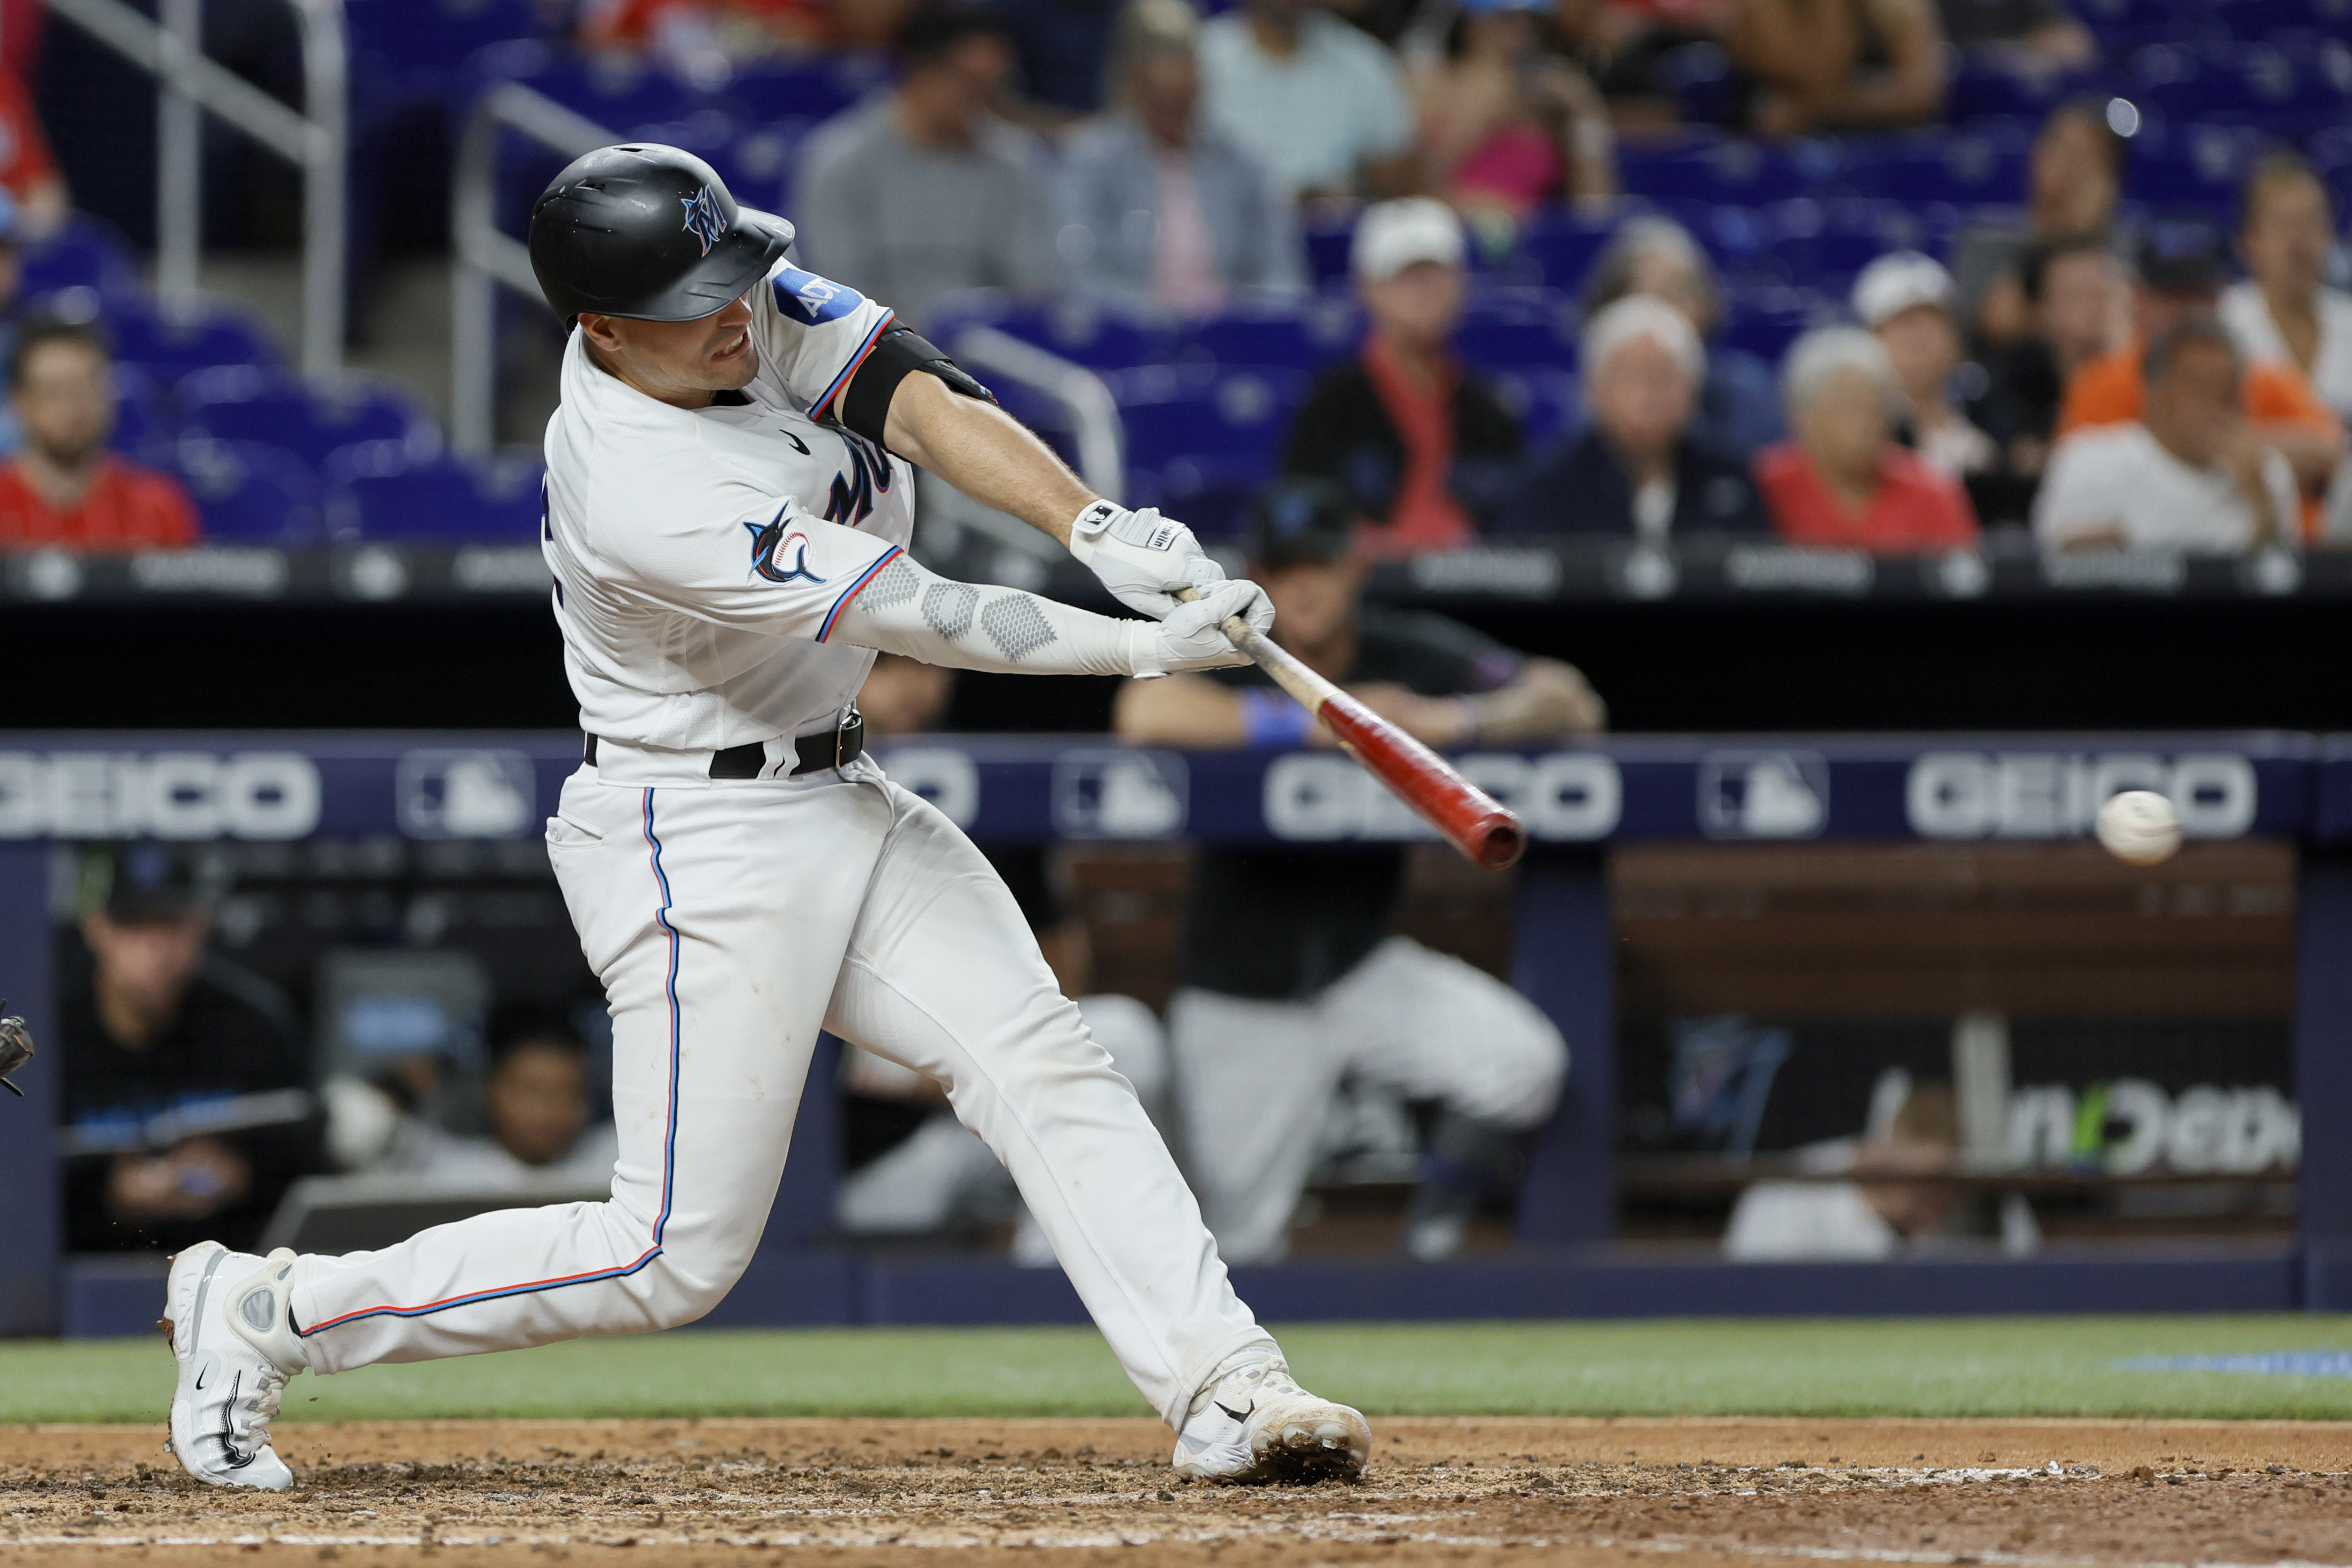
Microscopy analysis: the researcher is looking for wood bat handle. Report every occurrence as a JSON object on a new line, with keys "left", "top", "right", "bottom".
{"left": 1180, "top": 588, "right": 1527, "bottom": 870}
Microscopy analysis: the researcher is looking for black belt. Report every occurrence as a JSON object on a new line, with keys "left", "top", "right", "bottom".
{"left": 585, "top": 711, "right": 864, "bottom": 780}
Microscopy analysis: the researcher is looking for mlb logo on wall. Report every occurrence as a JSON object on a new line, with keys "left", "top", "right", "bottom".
{"left": 396, "top": 750, "right": 538, "bottom": 839}
{"left": 1698, "top": 751, "right": 1829, "bottom": 838}
{"left": 1052, "top": 751, "right": 1187, "bottom": 838}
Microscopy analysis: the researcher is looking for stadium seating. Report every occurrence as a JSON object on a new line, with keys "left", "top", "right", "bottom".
{"left": 180, "top": 367, "right": 442, "bottom": 472}
{"left": 169, "top": 439, "right": 330, "bottom": 545}
{"left": 324, "top": 444, "right": 546, "bottom": 542}
{"left": 8, "top": 0, "right": 2332, "bottom": 545}
{"left": 1112, "top": 363, "right": 1308, "bottom": 536}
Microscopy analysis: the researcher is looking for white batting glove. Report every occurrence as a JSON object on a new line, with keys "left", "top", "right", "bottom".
{"left": 1127, "top": 578, "right": 1276, "bottom": 677}
{"left": 1068, "top": 500, "right": 1224, "bottom": 619}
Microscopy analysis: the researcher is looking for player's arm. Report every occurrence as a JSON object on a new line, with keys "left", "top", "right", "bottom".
{"left": 830, "top": 552, "right": 1272, "bottom": 679}
{"left": 842, "top": 332, "right": 1233, "bottom": 620}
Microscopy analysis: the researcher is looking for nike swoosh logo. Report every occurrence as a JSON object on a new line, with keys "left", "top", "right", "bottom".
{"left": 777, "top": 429, "right": 810, "bottom": 454}
{"left": 1215, "top": 1400, "right": 1254, "bottom": 1424}
{"left": 193, "top": 1362, "right": 211, "bottom": 1391}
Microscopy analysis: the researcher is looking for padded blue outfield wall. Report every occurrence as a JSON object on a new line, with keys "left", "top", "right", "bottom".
{"left": 4, "top": 731, "right": 2351, "bottom": 1335}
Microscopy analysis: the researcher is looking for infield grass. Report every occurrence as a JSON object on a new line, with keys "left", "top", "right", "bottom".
{"left": 3, "top": 1317, "right": 2350, "bottom": 1425}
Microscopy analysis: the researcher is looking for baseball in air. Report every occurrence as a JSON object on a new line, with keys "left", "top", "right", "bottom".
{"left": 2096, "top": 789, "right": 2183, "bottom": 865}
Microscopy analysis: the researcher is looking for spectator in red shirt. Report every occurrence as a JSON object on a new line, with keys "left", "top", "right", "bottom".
{"left": 0, "top": 319, "right": 200, "bottom": 552}
{"left": 1757, "top": 325, "right": 1978, "bottom": 552}
{"left": 0, "top": 63, "right": 66, "bottom": 240}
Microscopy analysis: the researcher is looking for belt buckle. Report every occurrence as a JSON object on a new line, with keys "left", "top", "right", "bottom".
{"left": 834, "top": 702, "right": 862, "bottom": 769}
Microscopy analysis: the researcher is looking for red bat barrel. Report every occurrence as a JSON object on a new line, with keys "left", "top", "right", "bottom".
{"left": 1316, "top": 690, "right": 1528, "bottom": 870}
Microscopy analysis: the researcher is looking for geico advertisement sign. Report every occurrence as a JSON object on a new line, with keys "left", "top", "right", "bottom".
{"left": 1907, "top": 752, "right": 2257, "bottom": 840}
{"left": 0, "top": 751, "right": 322, "bottom": 839}
{"left": 1266, "top": 751, "right": 1621, "bottom": 842}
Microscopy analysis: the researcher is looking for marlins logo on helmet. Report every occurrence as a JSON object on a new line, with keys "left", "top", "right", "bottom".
{"left": 681, "top": 184, "right": 728, "bottom": 256}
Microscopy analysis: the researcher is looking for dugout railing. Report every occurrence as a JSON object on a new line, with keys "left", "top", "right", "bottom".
{"left": 0, "top": 730, "right": 2345, "bottom": 1336}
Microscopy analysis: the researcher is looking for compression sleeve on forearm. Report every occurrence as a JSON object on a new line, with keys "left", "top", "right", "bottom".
{"left": 830, "top": 553, "right": 1158, "bottom": 676}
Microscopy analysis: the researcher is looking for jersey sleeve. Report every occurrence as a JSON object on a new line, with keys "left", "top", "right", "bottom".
{"left": 749, "top": 253, "right": 897, "bottom": 424}
{"left": 607, "top": 492, "right": 904, "bottom": 642}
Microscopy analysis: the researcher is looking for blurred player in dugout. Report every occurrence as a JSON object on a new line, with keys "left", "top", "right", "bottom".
{"left": 1116, "top": 478, "right": 1602, "bottom": 1262}
{"left": 59, "top": 845, "right": 319, "bottom": 1254}
{"left": 840, "top": 655, "right": 1171, "bottom": 1261}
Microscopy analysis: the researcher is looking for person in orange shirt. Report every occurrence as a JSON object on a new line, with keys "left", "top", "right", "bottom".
{"left": 2058, "top": 217, "right": 2344, "bottom": 524}
{"left": 1757, "top": 325, "right": 1978, "bottom": 553}
{"left": 0, "top": 319, "right": 200, "bottom": 552}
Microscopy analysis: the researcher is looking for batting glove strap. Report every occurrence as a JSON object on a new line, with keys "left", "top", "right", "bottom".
{"left": 1069, "top": 501, "right": 1224, "bottom": 619}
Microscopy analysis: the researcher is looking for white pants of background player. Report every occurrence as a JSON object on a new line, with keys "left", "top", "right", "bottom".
{"left": 838, "top": 996, "right": 1168, "bottom": 1266}
{"left": 1169, "top": 936, "right": 1568, "bottom": 1265}
{"left": 282, "top": 754, "right": 1266, "bottom": 1427}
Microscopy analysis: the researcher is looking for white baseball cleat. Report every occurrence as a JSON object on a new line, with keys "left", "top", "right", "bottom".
{"left": 1171, "top": 1354, "right": 1371, "bottom": 1485}
{"left": 162, "top": 1242, "right": 305, "bottom": 1491}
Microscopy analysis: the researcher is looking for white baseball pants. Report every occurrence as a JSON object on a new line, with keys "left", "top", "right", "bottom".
{"left": 285, "top": 757, "right": 1267, "bottom": 1426}
{"left": 1168, "top": 936, "right": 1569, "bottom": 1265}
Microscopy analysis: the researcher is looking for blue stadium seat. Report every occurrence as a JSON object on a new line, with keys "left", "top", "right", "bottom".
{"left": 350, "top": 0, "right": 544, "bottom": 99}
{"left": 102, "top": 299, "right": 282, "bottom": 384}
{"left": 1300, "top": 214, "right": 1359, "bottom": 289}
{"left": 1758, "top": 200, "right": 1932, "bottom": 292}
{"left": 2131, "top": 43, "right": 2350, "bottom": 131}
{"left": 1720, "top": 286, "right": 1825, "bottom": 363}
{"left": 717, "top": 115, "right": 826, "bottom": 218}
{"left": 109, "top": 368, "right": 171, "bottom": 465}
{"left": 180, "top": 367, "right": 440, "bottom": 472}
{"left": 1113, "top": 363, "right": 1306, "bottom": 537}
{"left": 1455, "top": 289, "right": 1578, "bottom": 371}
{"left": 1831, "top": 128, "right": 2030, "bottom": 207}
{"left": 170, "top": 438, "right": 327, "bottom": 545}
{"left": 1487, "top": 368, "right": 1583, "bottom": 448}
{"left": 723, "top": 55, "right": 886, "bottom": 125}
{"left": 20, "top": 215, "right": 142, "bottom": 303}
{"left": 928, "top": 292, "right": 1168, "bottom": 371}
{"left": 1514, "top": 210, "right": 1624, "bottom": 293}
{"left": 2122, "top": 120, "right": 2269, "bottom": 215}
{"left": 1182, "top": 298, "right": 1360, "bottom": 371}
{"left": 1619, "top": 135, "right": 1805, "bottom": 206}
{"left": 326, "top": 445, "right": 546, "bottom": 542}
{"left": 463, "top": 41, "right": 701, "bottom": 134}
{"left": 2209, "top": 0, "right": 2352, "bottom": 42}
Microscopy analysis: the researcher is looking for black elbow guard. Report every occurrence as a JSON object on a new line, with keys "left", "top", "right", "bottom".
{"left": 838, "top": 327, "right": 998, "bottom": 448}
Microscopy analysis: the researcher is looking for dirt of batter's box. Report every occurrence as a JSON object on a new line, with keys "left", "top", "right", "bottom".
{"left": 1, "top": 1417, "right": 2348, "bottom": 1567}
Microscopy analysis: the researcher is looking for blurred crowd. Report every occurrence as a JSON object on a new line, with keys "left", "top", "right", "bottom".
{"left": 0, "top": 0, "right": 2339, "bottom": 556}
{"left": 606, "top": 0, "right": 2350, "bottom": 557}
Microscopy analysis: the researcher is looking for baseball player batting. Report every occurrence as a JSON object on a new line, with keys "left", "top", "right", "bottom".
{"left": 159, "top": 144, "right": 1369, "bottom": 1492}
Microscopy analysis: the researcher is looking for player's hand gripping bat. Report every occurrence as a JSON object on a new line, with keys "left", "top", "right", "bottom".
{"left": 0, "top": 1001, "right": 33, "bottom": 1096}
{"left": 1180, "top": 590, "right": 1528, "bottom": 870}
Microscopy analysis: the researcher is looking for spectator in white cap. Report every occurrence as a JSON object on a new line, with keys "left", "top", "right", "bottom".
{"left": 1280, "top": 198, "right": 1522, "bottom": 555}
{"left": 1497, "top": 294, "right": 1769, "bottom": 538}
{"left": 1758, "top": 325, "right": 1979, "bottom": 552}
{"left": 1854, "top": 251, "right": 1996, "bottom": 483}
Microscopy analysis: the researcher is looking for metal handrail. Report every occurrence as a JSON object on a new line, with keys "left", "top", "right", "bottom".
{"left": 449, "top": 81, "right": 614, "bottom": 454}
{"left": 43, "top": 0, "right": 348, "bottom": 378}
{"left": 948, "top": 326, "right": 1124, "bottom": 503}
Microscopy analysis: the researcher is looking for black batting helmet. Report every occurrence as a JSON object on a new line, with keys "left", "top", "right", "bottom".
{"left": 528, "top": 144, "right": 793, "bottom": 323}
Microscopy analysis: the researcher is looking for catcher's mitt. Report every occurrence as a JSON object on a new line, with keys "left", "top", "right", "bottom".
{"left": 0, "top": 1001, "right": 31, "bottom": 1096}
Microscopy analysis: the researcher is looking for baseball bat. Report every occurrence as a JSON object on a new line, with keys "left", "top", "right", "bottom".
{"left": 1182, "top": 590, "right": 1528, "bottom": 870}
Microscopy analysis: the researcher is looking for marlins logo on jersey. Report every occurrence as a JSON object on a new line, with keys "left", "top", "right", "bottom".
{"left": 745, "top": 509, "right": 825, "bottom": 584}
{"left": 681, "top": 184, "right": 728, "bottom": 255}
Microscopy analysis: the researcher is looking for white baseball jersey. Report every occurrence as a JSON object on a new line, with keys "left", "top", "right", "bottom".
{"left": 540, "top": 253, "right": 914, "bottom": 751}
